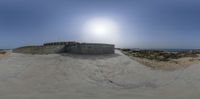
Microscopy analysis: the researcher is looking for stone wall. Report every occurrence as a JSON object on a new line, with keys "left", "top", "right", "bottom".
{"left": 13, "top": 42, "right": 115, "bottom": 54}
{"left": 69, "top": 43, "right": 114, "bottom": 54}
{"left": 44, "top": 42, "right": 79, "bottom": 46}
{"left": 13, "top": 46, "right": 41, "bottom": 54}
{"left": 13, "top": 45, "right": 65, "bottom": 54}
{"left": 41, "top": 45, "right": 66, "bottom": 54}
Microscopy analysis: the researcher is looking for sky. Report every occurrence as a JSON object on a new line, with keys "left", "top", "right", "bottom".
{"left": 0, "top": 0, "right": 200, "bottom": 49}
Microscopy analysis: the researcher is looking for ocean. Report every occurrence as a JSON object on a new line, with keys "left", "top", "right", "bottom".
{"left": 130, "top": 48, "right": 200, "bottom": 52}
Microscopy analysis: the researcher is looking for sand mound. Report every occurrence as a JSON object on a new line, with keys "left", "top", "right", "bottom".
{"left": 0, "top": 51, "right": 9, "bottom": 58}
{"left": 131, "top": 56, "right": 200, "bottom": 70}
{"left": 0, "top": 50, "right": 200, "bottom": 99}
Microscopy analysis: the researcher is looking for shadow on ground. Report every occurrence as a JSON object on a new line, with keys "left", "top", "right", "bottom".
{"left": 60, "top": 53, "right": 121, "bottom": 60}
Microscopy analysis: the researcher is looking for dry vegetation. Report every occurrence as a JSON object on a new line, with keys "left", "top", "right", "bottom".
{"left": 121, "top": 49, "right": 200, "bottom": 70}
{"left": 0, "top": 51, "right": 9, "bottom": 58}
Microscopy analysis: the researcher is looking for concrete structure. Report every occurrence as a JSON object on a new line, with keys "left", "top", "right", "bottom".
{"left": 13, "top": 45, "right": 66, "bottom": 54}
{"left": 43, "top": 41, "right": 79, "bottom": 46}
{"left": 69, "top": 43, "right": 114, "bottom": 54}
{"left": 13, "top": 41, "right": 115, "bottom": 54}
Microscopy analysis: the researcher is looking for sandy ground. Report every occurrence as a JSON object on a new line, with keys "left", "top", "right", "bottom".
{"left": 0, "top": 50, "right": 200, "bottom": 99}
{"left": 130, "top": 56, "right": 200, "bottom": 70}
{"left": 0, "top": 54, "right": 4, "bottom": 57}
{"left": 0, "top": 52, "right": 9, "bottom": 58}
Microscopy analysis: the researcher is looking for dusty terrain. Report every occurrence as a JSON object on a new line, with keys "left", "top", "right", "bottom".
{"left": 0, "top": 51, "right": 8, "bottom": 58}
{"left": 0, "top": 54, "right": 4, "bottom": 57}
{"left": 122, "top": 51, "right": 200, "bottom": 70}
{"left": 130, "top": 56, "right": 200, "bottom": 70}
{"left": 0, "top": 50, "right": 200, "bottom": 99}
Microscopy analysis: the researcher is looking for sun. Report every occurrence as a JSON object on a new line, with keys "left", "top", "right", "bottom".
{"left": 84, "top": 18, "right": 119, "bottom": 37}
{"left": 82, "top": 17, "right": 120, "bottom": 44}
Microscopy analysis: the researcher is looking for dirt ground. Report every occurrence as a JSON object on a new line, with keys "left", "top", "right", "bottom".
{"left": 0, "top": 50, "right": 200, "bottom": 99}
{"left": 0, "top": 52, "right": 8, "bottom": 58}
{"left": 130, "top": 56, "right": 200, "bottom": 70}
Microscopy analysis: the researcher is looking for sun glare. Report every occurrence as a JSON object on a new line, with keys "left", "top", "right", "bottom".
{"left": 84, "top": 18, "right": 119, "bottom": 37}
{"left": 82, "top": 17, "right": 121, "bottom": 44}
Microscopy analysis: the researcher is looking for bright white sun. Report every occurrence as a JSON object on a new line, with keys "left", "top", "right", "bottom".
{"left": 84, "top": 18, "right": 119, "bottom": 37}
{"left": 82, "top": 17, "right": 120, "bottom": 44}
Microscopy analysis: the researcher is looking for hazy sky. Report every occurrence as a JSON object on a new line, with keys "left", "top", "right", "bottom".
{"left": 0, "top": 0, "right": 200, "bottom": 49}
